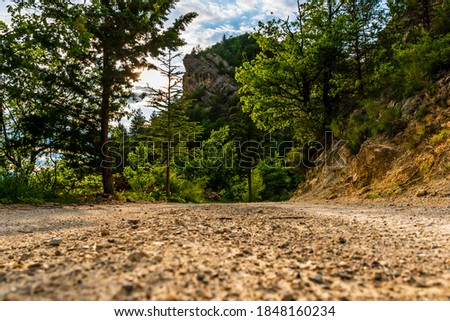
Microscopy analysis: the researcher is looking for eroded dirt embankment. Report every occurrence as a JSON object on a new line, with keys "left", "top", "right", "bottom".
{"left": 0, "top": 202, "right": 449, "bottom": 300}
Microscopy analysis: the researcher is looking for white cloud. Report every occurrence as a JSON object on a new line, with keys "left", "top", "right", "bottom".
{"left": 169, "top": 0, "right": 299, "bottom": 54}
{"left": 235, "top": 0, "right": 259, "bottom": 12}
{"left": 0, "top": 1, "right": 11, "bottom": 22}
{"left": 261, "top": 0, "right": 299, "bottom": 18}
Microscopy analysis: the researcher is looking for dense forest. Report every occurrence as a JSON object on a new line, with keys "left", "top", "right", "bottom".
{"left": 1, "top": 0, "right": 450, "bottom": 204}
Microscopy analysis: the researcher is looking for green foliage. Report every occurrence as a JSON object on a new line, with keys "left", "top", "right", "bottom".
{"left": 430, "top": 128, "right": 450, "bottom": 145}
{"left": 129, "top": 109, "right": 148, "bottom": 137}
{"left": 122, "top": 143, "right": 206, "bottom": 203}
{"left": 122, "top": 164, "right": 206, "bottom": 203}
{"left": 145, "top": 50, "right": 202, "bottom": 198}
{"left": 191, "top": 126, "right": 239, "bottom": 199}
{"left": 0, "top": 171, "right": 44, "bottom": 204}
{"left": 218, "top": 175, "right": 247, "bottom": 202}
{"left": 335, "top": 101, "right": 406, "bottom": 154}
{"left": 0, "top": 162, "right": 104, "bottom": 204}
{"left": 372, "top": 0, "right": 450, "bottom": 100}
{"left": 235, "top": 0, "right": 379, "bottom": 143}
{"left": 374, "top": 30, "right": 450, "bottom": 99}
{"left": 1, "top": 3, "right": 101, "bottom": 174}
{"left": 203, "top": 34, "right": 261, "bottom": 71}
{"left": 170, "top": 173, "right": 206, "bottom": 203}
{"left": 367, "top": 192, "right": 381, "bottom": 200}
{"left": 1, "top": 1, "right": 198, "bottom": 195}
{"left": 217, "top": 172, "right": 264, "bottom": 202}
{"left": 255, "top": 157, "right": 301, "bottom": 201}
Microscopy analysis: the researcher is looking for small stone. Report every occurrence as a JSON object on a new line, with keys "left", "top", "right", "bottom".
{"left": 19, "top": 253, "right": 34, "bottom": 263}
{"left": 373, "top": 272, "right": 384, "bottom": 282}
{"left": 338, "top": 261, "right": 349, "bottom": 268}
{"left": 278, "top": 242, "right": 289, "bottom": 249}
{"left": 338, "top": 237, "right": 347, "bottom": 244}
{"left": 28, "top": 263, "right": 43, "bottom": 270}
{"left": 100, "top": 229, "right": 110, "bottom": 237}
{"left": 122, "top": 284, "right": 134, "bottom": 294}
{"left": 310, "top": 275, "right": 324, "bottom": 284}
{"left": 128, "top": 219, "right": 140, "bottom": 225}
{"left": 49, "top": 238, "right": 62, "bottom": 246}
{"left": 18, "top": 229, "right": 33, "bottom": 234}
{"left": 196, "top": 274, "right": 205, "bottom": 283}
{"left": 95, "top": 243, "right": 112, "bottom": 251}
{"left": 416, "top": 189, "right": 428, "bottom": 197}
{"left": 149, "top": 255, "right": 163, "bottom": 265}
{"left": 128, "top": 251, "right": 148, "bottom": 262}
{"left": 371, "top": 260, "right": 381, "bottom": 268}
{"left": 281, "top": 293, "right": 297, "bottom": 301}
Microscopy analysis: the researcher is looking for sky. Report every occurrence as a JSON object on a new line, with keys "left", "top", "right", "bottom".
{"left": 0, "top": 0, "right": 299, "bottom": 124}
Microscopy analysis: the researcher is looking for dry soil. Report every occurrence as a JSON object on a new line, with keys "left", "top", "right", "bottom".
{"left": 0, "top": 201, "right": 449, "bottom": 300}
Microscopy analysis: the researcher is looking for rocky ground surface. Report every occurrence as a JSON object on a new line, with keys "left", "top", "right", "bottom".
{"left": 0, "top": 201, "right": 449, "bottom": 300}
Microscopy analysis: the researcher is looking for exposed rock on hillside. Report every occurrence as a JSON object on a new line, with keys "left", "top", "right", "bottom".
{"left": 293, "top": 73, "right": 450, "bottom": 201}
{"left": 183, "top": 53, "right": 238, "bottom": 105}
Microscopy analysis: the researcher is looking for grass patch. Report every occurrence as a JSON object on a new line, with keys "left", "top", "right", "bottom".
{"left": 367, "top": 192, "right": 381, "bottom": 199}
{"left": 430, "top": 128, "right": 450, "bottom": 145}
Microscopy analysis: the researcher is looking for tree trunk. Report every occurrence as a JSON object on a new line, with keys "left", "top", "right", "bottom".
{"left": 101, "top": 45, "right": 114, "bottom": 195}
{"left": 248, "top": 168, "right": 253, "bottom": 202}
{"left": 420, "top": 0, "right": 431, "bottom": 31}
{"left": 101, "top": 93, "right": 114, "bottom": 195}
{"left": 166, "top": 49, "right": 172, "bottom": 199}
{"left": 166, "top": 149, "right": 171, "bottom": 198}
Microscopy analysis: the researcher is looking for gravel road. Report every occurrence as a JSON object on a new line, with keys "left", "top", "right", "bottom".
{"left": 0, "top": 201, "right": 449, "bottom": 300}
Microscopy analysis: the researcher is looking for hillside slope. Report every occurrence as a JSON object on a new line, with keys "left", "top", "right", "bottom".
{"left": 293, "top": 73, "right": 450, "bottom": 201}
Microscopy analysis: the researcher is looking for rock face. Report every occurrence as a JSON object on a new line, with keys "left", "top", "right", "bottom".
{"left": 351, "top": 143, "right": 397, "bottom": 184}
{"left": 183, "top": 53, "right": 238, "bottom": 105}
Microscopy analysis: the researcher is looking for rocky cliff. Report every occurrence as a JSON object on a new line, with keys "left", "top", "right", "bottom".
{"left": 183, "top": 53, "right": 238, "bottom": 105}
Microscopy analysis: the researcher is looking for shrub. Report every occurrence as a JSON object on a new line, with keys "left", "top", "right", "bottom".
{"left": 219, "top": 175, "right": 247, "bottom": 202}
{"left": 255, "top": 162, "right": 291, "bottom": 201}
{"left": 0, "top": 170, "right": 45, "bottom": 204}
{"left": 342, "top": 101, "right": 406, "bottom": 154}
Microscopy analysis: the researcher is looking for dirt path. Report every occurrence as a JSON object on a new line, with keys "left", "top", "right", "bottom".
{"left": 0, "top": 201, "right": 449, "bottom": 300}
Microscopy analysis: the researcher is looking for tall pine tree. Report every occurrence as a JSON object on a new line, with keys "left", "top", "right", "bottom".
{"left": 146, "top": 50, "right": 201, "bottom": 198}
